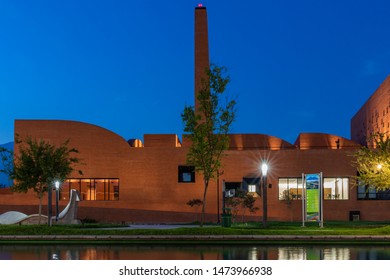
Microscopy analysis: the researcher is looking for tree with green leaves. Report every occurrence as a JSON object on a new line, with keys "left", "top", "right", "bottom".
{"left": 11, "top": 137, "right": 83, "bottom": 224}
{"left": 354, "top": 133, "right": 390, "bottom": 190}
{"left": 182, "top": 64, "right": 236, "bottom": 227}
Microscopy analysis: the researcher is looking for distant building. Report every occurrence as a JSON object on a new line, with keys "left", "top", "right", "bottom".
{"left": 351, "top": 75, "right": 390, "bottom": 146}
{"left": 1, "top": 6, "right": 390, "bottom": 223}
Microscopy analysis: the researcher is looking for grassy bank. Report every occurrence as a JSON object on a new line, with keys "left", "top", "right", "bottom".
{"left": 1, "top": 221, "right": 390, "bottom": 236}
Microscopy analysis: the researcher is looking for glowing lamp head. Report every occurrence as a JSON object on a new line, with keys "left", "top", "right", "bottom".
{"left": 377, "top": 164, "right": 383, "bottom": 171}
{"left": 55, "top": 180, "right": 60, "bottom": 190}
{"left": 261, "top": 162, "right": 268, "bottom": 176}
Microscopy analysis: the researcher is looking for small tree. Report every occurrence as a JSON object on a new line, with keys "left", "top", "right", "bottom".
{"left": 182, "top": 64, "right": 236, "bottom": 227}
{"left": 241, "top": 193, "right": 259, "bottom": 222}
{"left": 354, "top": 133, "right": 390, "bottom": 190}
{"left": 280, "top": 189, "right": 294, "bottom": 222}
{"left": 11, "top": 137, "right": 82, "bottom": 224}
{"left": 186, "top": 198, "right": 203, "bottom": 222}
{"left": 225, "top": 189, "right": 245, "bottom": 223}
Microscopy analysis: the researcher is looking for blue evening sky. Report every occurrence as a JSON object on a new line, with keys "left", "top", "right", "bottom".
{"left": 1, "top": 0, "right": 390, "bottom": 145}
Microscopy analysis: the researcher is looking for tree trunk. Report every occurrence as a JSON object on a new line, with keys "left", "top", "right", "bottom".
{"left": 38, "top": 193, "right": 42, "bottom": 225}
{"left": 200, "top": 179, "right": 209, "bottom": 227}
{"left": 289, "top": 204, "right": 294, "bottom": 222}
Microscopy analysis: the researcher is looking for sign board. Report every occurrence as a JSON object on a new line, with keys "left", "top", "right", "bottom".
{"left": 302, "top": 173, "right": 323, "bottom": 227}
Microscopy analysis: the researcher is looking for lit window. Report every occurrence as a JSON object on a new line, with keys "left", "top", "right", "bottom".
{"left": 278, "top": 178, "right": 303, "bottom": 200}
{"left": 248, "top": 184, "right": 257, "bottom": 193}
{"left": 60, "top": 178, "right": 119, "bottom": 201}
{"left": 242, "top": 177, "right": 260, "bottom": 195}
{"left": 323, "top": 178, "right": 349, "bottom": 200}
{"left": 279, "top": 177, "right": 349, "bottom": 200}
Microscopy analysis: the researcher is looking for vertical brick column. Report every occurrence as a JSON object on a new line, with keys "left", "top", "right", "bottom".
{"left": 194, "top": 5, "right": 210, "bottom": 113}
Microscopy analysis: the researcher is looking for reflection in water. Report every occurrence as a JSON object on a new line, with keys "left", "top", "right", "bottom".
{"left": 50, "top": 253, "right": 60, "bottom": 260}
{"left": 277, "top": 247, "right": 351, "bottom": 260}
{"left": 323, "top": 248, "right": 350, "bottom": 260}
{"left": 1, "top": 245, "right": 390, "bottom": 260}
{"left": 278, "top": 247, "right": 307, "bottom": 260}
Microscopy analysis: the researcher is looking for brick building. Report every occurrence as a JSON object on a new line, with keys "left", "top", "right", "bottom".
{"left": 1, "top": 5, "right": 390, "bottom": 223}
{"left": 351, "top": 75, "right": 390, "bottom": 146}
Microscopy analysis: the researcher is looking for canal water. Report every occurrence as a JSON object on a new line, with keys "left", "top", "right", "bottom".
{"left": 1, "top": 244, "right": 390, "bottom": 260}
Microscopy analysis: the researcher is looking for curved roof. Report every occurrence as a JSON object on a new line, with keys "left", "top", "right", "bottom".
{"left": 294, "top": 133, "right": 360, "bottom": 149}
{"left": 228, "top": 134, "right": 295, "bottom": 150}
{"left": 15, "top": 119, "right": 131, "bottom": 152}
{"left": 14, "top": 120, "right": 133, "bottom": 177}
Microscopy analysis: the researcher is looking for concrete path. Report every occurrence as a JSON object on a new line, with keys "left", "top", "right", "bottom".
{"left": 1, "top": 234, "right": 390, "bottom": 242}
{"left": 100, "top": 224, "right": 214, "bottom": 230}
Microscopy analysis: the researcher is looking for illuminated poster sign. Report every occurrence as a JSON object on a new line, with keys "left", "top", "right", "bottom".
{"left": 302, "top": 173, "right": 323, "bottom": 227}
{"left": 305, "top": 174, "right": 320, "bottom": 221}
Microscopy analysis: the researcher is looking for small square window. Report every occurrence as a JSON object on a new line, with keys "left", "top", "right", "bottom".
{"left": 178, "top": 166, "right": 195, "bottom": 183}
{"left": 225, "top": 182, "right": 242, "bottom": 197}
{"left": 182, "top": 173, "right": 192, "bottom": 182}
{"left": 243, "top": 177, "right": 260, "bottom": 195}
{"left": 248, "top": 184, "right": 257, "bottom": 193}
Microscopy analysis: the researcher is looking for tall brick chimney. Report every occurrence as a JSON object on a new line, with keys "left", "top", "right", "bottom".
{"left": 194, "top": 4, "right": 210, "bottom": 113}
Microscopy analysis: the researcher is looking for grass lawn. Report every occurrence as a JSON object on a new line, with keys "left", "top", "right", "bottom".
{"left": 1, "top": 221, "right": 390, "bottom": 236}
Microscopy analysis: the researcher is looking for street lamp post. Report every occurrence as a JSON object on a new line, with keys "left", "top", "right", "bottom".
{"left": 261, "top": 162, "right": 268, "bottom": 228}
{"left": 48, "top": 180, "right": 60, "bottom": 226}
{"left": 48, "top": 185, "right": 53, "bottom": 226}
{"left": 55, "top": 181, "right": 60, "bottom": 222}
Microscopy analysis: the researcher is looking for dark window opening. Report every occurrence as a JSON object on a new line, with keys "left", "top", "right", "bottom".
{"left": 224, "top": 182, "right": 241, "bottom": 197}
{"left": 178, "top": 166, "right": 195, "bottom": 183}
{"left": 358, "top": 185, "right": 390, "bottom": 200}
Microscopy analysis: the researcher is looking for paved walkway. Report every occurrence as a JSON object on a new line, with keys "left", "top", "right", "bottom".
{"left": 110, "top": 224, "right": 210, "bottom": 230}
{"left": 1, "top": 234, "right": 390, "bottom": 242}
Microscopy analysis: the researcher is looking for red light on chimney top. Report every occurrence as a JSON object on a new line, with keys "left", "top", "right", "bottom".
{"left": 198, "top": 4, "right": 203, "bottom": 7}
